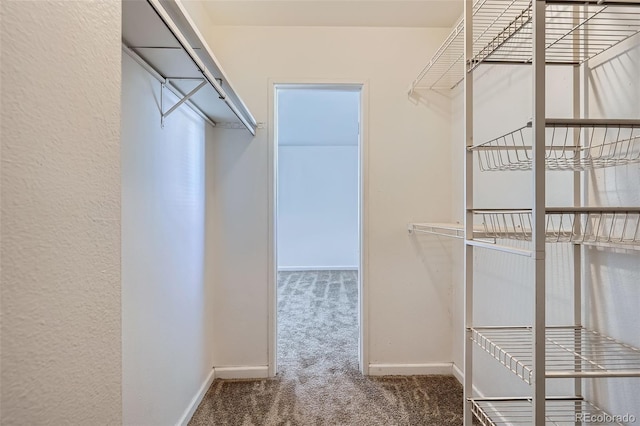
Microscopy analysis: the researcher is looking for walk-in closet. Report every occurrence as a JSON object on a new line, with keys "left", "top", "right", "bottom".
{"left": 2, "top": 0, "right": 639, "bottom": 424}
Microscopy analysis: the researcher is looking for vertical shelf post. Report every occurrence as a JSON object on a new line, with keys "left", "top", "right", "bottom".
{"left": 572, "top": 3, "right": 583, "bottom": 401}
{"left": 463, "top": 0, "right": 474, "bottom": 424}
{"left": 532, "top": 1, "right": 547, "bottom": 424}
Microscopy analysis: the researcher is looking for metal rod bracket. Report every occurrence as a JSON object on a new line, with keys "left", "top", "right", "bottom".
{"left": 160, "top": 79, "right": 207, "bottom": 127}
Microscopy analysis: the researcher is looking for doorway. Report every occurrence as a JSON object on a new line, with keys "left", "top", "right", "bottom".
{"left": 271, "top": 84, "right": 366, "bottom": 376}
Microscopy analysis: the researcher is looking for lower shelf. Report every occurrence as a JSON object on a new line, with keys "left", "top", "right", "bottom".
{"left": 470, "top": 398, "right": 624, "bottom": 426}
{"left": 471, "top": 326, "right": 640, "bottom": 385}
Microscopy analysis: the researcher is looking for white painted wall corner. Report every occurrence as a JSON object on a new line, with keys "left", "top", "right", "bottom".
{"left": 178, "top": 369, "right": 215, "bottom": 426}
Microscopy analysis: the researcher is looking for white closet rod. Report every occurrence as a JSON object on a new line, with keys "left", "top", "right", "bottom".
{"left": 146, "top": 0, "right": 257, "bottom": 136}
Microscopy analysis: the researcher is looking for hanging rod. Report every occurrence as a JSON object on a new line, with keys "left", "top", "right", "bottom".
{"left": 122, "top": 44, "right": 216, "bottom": 128}
{"left": 146, "top": 0, "right": 257, "bottom": 136}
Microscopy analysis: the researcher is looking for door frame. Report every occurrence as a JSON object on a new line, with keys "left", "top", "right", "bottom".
{"left": 267, "top": 79, "right": 370, "bottom": 376}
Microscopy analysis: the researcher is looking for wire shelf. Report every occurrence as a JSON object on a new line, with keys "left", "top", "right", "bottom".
{"left": 471, "top": 326, "right": 640, "bottom": 385}
{"left": 408, "top": 223, "right": 497, "bottom": 242}
{"left": 409, "top": 1, "right": 640, "bottom": 93}
{"left": 473, "top": 207, "right": 640, "bottom": 249}
{"left": 470, "top": 0, "right": 640, "bottom": 69}
{"left": 409, "top": 19, "right": 465, "bottom": 92}
{"left": 471, "top": 119, "right": 640, "bottom": 171}
{"left": 409, "top": 222, "right": 466, "bottom": 238}
{"left": 471, "top": 397, "right": 624, "bottom": 425}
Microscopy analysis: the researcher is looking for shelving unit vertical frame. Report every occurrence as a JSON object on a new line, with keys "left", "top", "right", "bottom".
{"left": 462, "top": 0, "right": 474, "bottom": 422}
{"left": 531, "top": 1, "right": 547, "bottom": 423}
{"left": 409, "top": 1, "right": 640, "bottom": 423}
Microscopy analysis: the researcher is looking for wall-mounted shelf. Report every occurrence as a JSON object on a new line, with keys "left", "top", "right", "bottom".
{"left": 122, "top": 0, "right": 257, "bottom": 134}
{"left": 470, "top": 0, "right": 640, "bottom": 70}
{"left": 409, "top": 0, "right": 640, "bottom": 94}
{"left": 408, "top": 222, "right": 465, "bottom": 238}
{"left": 471, "top": 119, "right": 640, "bottom": 171}
{"left": 470, "top": 398, "right": 624, "bottom": 426}
{"left": 473, "top": 207, "right": 640, "bottom": 249}
{"left": 408, "top": 222, "right": 498, "bottom": 243}
{"left": 472, "top": 326, "right": 640, "bottom": 384}
{"left": 408, "top": 19, "right": 465, "bottom": 92}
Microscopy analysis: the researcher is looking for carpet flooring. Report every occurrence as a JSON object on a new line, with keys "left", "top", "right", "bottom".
{"left": 189, "top": 270, "right": 464, "bottom": 425}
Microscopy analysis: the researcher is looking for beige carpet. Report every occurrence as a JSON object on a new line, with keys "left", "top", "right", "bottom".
{"left": 189, "top": 270, "right": 464, "bottom": 425}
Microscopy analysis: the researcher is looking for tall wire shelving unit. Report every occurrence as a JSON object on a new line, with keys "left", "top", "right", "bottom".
{"left": 409, "top": 0, "right": 640, "bottom": 424}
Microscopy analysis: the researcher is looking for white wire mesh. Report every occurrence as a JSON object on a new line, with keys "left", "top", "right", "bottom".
{"left": 471, "top": 1, "right": 640, "bottom": 67}
{"left": 410, "top": 1, "right": 640, "bottom": 92}
{"left": 470, "top": 397, "right": 624, "bottom": 425}
{"left": 471, "top": 326, "right": 640, "bottom": 385}
{"left": 472, "top": 120, "right": 640, "bottom": 171}
{"left": 474, "top": 208, "right": 640, "bottom": 248}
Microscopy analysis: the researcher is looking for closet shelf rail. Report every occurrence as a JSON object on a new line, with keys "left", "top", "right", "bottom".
{"left": 473, "top": 207, "right": 640, "bottom": 248}
{"left": 472, "top": 326, "right": 640, "bottom": 384}
{"left": 470, "top": 398, "right": 624, "bottom": 426}
{"left": 470, "top": 119, "right": 640, "bottom": 171}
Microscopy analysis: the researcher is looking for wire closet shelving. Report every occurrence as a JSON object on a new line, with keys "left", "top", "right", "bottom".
{"left": 409, "top": 0, "right": 640, "bottom": 92}
{"left": 470, "top": 398, "right": 626, "bottom": 426}
{"left": 408, "top": 0, "right": 640, "bottom": 425}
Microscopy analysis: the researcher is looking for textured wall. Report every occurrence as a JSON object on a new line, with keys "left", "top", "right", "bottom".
{"left": 121, "top": 52, "right": 215, "bottom": 425}
{"left": 1, "top": 1, "right": 122, "bottom": 424}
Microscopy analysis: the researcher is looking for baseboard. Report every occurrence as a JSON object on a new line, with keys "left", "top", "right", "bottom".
{"left": 213, "top": 366, "right": 269, "bottom": 379}
{"left": 368, "top": 362, "right": 453, "bottom": 376}
{"left": 277, "top": 266, "right": 358, "bottom": 272}
{"left": 452, "top": 363, "right": 464, "bottom": 384}
{"left": 177, "top": 368, "right": 215, "bottom": 426}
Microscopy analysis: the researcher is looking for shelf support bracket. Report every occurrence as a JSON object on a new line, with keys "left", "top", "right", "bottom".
{"left": 160, "top": 79, "right": 207, "bottom": 127}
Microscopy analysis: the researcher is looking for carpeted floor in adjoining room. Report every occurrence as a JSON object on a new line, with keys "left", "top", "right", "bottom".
{"left": 189, "top": 270, "right": 464, "bottom": 425}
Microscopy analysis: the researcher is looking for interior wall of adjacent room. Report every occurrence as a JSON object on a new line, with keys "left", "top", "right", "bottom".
{"left": 450, "top": 33, "right": 640, "bottom": 413}
{"left": 121, "top": 53, "right": 215, "bottom": 425}
{"left": 0, "top": 2, "right": 122, "bottom": 423}
{"left": 278, "top": 145, "right": 359, "bottom": 270}
{"left": 277, "top": 89, "right": 359, "bottom": 271}
{"left": 185, "top": 16, "right": 455, "bottom": 371}
{"left": 582, "top": 33, "right": 640, "bottom": 419}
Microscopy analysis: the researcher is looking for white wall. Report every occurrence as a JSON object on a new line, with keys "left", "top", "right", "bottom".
{"left": 450, "top": 32, "right": 640, "bottom": 417}
{"left": 185, "top": 14, "right": 455, "bottom": 373}
{"left": 277, "top": 88, "right": 360, "bottom": 270}
{"left": 0, "top": 1, "right": 122, "bottom": 423}
{"left": 278, "top": 145, "right": 359, "bottom": 270}
{"left": 121, "top": 53, "right": 215, "bottom": 425}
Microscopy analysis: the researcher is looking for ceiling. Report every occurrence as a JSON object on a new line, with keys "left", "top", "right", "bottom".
{"left": 193, "top": 0, "right": 463, "bottom": 28}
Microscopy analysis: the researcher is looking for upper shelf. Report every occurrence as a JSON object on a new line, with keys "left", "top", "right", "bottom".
{"left": 122, "top": 0, "right": 257, "bottom": 134}
{"left": 409, "top": 19, "right": 465, "bottom": 92}
{"left": 409, "top": 0, "right": 640, "bottom": 93}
